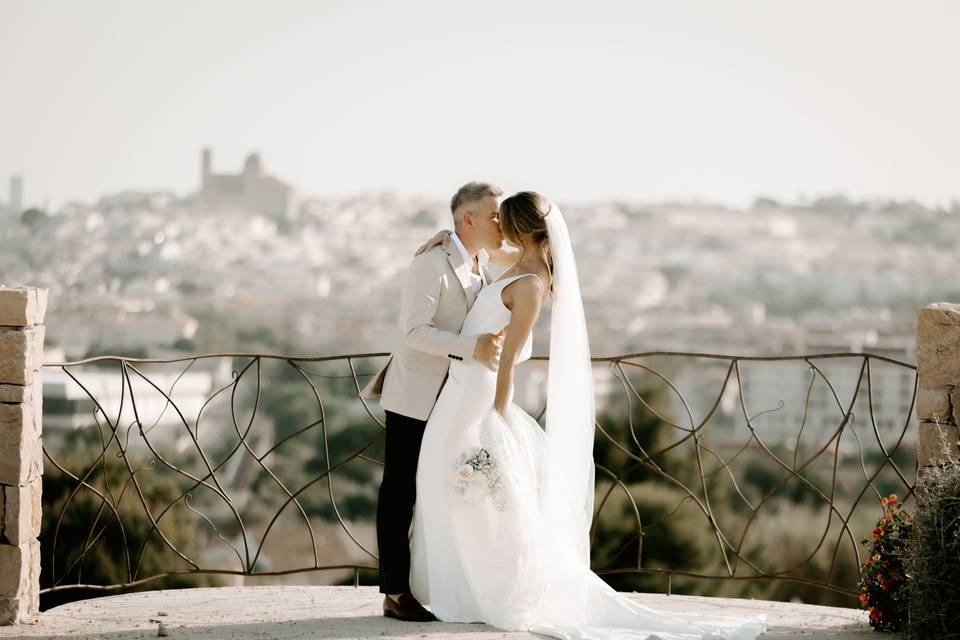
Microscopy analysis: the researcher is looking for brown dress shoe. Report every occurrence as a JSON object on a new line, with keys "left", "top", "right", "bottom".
{"left": 383, "top": 593, "right": 439, "bottom": 622}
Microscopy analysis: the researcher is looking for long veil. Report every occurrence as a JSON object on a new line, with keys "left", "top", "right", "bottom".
{"left": 541, "top": 204, "right": 596, "bottom": 567}
{"left": 531, "top": 205, "right": 767, "bottom": 640}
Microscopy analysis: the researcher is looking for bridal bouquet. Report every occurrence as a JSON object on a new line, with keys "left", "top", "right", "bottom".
{"left": 452, "top": 446, "right": 510, "bottom": 511}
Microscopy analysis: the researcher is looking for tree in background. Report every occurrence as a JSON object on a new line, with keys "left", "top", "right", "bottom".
{"left": 589, "top": 383, "right": 867, "bottom": 607}
{"left": 40, "top": 428, "right": 219, "bottom": 610}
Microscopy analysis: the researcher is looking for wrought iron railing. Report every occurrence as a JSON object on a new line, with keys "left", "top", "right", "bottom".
{"left": 39, "top": 351, "right": 917, "bottom": 603}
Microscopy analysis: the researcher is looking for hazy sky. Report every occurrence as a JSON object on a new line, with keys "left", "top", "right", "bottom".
{"left": 2, "top": 0, "right": 958, "bottom": 209}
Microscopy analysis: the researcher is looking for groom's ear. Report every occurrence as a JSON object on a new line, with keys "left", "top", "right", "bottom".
{"left": 461, "top": 210, "right": 474, "bottom": 228}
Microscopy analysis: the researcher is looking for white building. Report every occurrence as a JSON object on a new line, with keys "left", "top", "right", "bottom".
{"left": 719, "top": 347, "right": 916, "bottom": 454}
{"left": 42, "top": 364, "right": 218, "bottom": 453}
{"left": 198, "top": 148, "right": 300, "bottom": 221}
{"left": 48, "top": 305, "right": 199, "bottom": 358}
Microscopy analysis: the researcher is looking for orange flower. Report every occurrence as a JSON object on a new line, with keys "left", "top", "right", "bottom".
{"left": 859, "top": 593, "right": 869, "bottom": 608}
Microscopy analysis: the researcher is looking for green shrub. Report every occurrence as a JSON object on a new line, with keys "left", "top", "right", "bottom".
{"left": 906, "top": 458, "right": 960, "bottom": 639}
{"left": 729, "top": 501, "right": 865, "bottom": 607}
{"left": 40, "top": 429, "right": 220, "bottom": 610}
{"left": 592, "top": 479, "right": 718, "bottom": 594}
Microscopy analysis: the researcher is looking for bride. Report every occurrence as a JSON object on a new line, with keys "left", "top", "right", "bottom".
{"left": 409, "top": 192, "right": 766, "bottom": 640}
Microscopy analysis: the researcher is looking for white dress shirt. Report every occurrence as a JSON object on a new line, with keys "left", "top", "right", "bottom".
{"left": 450, "top": 232, "right": 483, "bottom": 297}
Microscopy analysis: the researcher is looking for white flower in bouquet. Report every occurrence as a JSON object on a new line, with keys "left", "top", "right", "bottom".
{"left": 451, "top": 445, "right": 511, "bottom": 511}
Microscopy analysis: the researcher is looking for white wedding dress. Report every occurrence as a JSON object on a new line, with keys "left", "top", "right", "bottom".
{"left": 410, "top": 207, "right": 766, "bottom": 640}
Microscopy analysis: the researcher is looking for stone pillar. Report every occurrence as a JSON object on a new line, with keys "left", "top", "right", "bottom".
{"left": 915, "top": 303, "right": 960, "bottom": 486}
{"left": 0, "top": 287, "right": 47, "bottom": 624}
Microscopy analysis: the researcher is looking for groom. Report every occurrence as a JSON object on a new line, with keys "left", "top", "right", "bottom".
{"left": 362, "top": 181, "right": 506, "bottom": 621}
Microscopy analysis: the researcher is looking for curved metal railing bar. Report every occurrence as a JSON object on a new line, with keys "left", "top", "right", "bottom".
{"left": 39, "top": 350, "right": 917, "bottom": 598}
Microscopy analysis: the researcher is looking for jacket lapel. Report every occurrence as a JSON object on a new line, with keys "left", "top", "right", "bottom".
{"left": 446, "top": 248, "right": 477, "bottom": 307}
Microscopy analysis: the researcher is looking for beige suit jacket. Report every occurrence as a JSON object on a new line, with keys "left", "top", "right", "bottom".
{"left": 361, "top": 244, "right": 491, "bottom": 421}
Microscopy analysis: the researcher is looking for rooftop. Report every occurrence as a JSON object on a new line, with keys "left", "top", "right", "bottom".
{"left": 4, "top": 586, "right": 872, "bottom": 639}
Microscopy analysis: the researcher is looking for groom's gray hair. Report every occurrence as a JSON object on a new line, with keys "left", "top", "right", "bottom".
{"left": 450, "top": 181, "right": 502, "bottom": 216}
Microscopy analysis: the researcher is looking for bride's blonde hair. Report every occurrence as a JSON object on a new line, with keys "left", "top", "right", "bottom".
{"left": 499, "top": 191, "right": 549, "bottom": 244}
{"left": 500, "top": 191, "right": 553, "bottom": 288}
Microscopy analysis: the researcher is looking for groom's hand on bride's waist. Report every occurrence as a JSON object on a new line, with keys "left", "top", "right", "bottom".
{"left": 473, "top": 331, "right": 504, "bottom": 371}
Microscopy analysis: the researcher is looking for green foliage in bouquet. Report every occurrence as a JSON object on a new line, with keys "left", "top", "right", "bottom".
{"left": 858, "top": 494, "right": 911, "bottom": 632}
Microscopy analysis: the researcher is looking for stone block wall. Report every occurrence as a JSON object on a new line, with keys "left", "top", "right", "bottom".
{"left": 0, "top": 287, "right": 46, "bottom": 624}
{"left": 915, "top": 303, "right": 960, "bottom": 483}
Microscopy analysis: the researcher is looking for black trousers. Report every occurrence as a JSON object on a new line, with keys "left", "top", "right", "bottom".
{"left": 376, "top": 410, "right": 427, "bottom": 594}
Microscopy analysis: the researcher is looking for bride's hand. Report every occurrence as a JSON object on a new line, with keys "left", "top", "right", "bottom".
{"left": 415, "top": 230, "right": 452, "bottom": 256}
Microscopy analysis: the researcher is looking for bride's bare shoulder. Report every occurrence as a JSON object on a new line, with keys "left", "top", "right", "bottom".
{"left": 502, "top": 272, "right": 546, "bottom": 310}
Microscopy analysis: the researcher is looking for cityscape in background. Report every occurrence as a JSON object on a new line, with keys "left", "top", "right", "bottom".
{"left": 2, "top": 148, "right": 931, "bottom": 596}
{"left": 2, "top": 148, "right": 936, "bottom": 453}
{"left": 2, "top": 148, "right": 952, "bottom": 362}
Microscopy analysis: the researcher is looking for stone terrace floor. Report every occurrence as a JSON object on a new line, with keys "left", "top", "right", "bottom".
{"left": 1, "top": 586, "right": 875, "bottom": 640}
